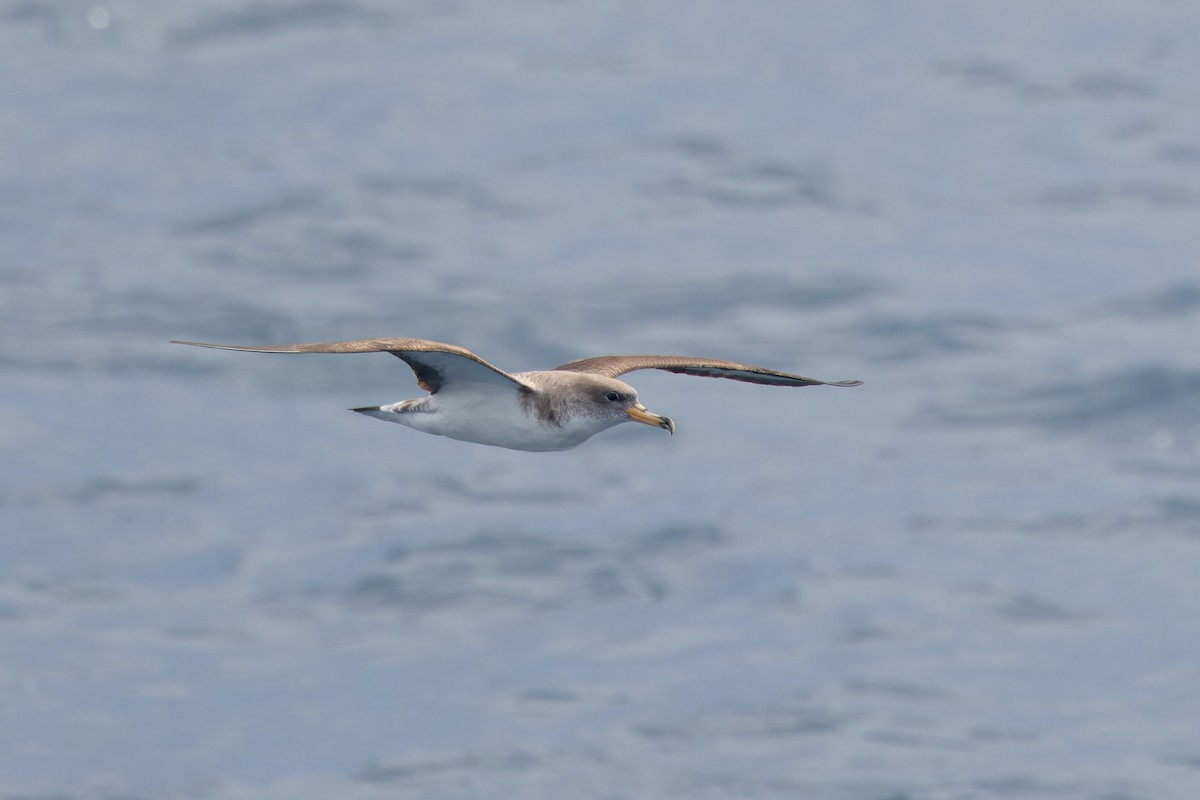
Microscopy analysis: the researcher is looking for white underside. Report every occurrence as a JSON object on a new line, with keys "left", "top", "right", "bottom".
{"left": 360, "top": 388, "right": 619, "bottom": 451}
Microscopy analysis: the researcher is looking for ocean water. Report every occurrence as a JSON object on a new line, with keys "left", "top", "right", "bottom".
{"left": 3, "top": 2, "right": 1200, "bottom": 798}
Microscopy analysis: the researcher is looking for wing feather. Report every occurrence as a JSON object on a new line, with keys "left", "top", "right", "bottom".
{"left": 170, "top": 338, "right": 529, "bottom": 393}
{"left": 551, "top": 355, "right": 862, "bottom": 388}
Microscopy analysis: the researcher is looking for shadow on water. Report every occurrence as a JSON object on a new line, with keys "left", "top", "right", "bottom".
{"left": 930, "top": 364, "right": 1200, "bottom": 437}
{"left": 172, "top": 1, "right": 393, "bottom": 47}
{"left": 932, "top": 56, "right": 1156, "bottom": 103}
{"left": 340, "top": 523, "right": 724, "bottom": 614}
{"left": 849, "top": 313, "right": 1007, "bottom": 362}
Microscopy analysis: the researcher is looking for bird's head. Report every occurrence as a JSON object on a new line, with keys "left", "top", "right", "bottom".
{"left": 587, "top": 377, "right": 675, "bottom": 435}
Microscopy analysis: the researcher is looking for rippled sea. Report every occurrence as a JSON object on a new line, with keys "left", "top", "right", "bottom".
{"left": 4, "top": 2, "right": 1200, "bottom": 798}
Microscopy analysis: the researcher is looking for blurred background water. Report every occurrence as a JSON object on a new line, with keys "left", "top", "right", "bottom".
{"left": 3, "top": 2, "right": 1200, "bottom": 798}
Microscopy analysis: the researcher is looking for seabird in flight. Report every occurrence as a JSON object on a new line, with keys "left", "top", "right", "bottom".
{"left": 171, "top": 337, "right": 861, "bottom": 451}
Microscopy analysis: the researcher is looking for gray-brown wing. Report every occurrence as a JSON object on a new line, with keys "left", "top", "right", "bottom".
{"left": 170, "top": 337, "right": 530, "bottom": 393}
{"left": 551, "top": 355, "right": 862, "bottom": 388}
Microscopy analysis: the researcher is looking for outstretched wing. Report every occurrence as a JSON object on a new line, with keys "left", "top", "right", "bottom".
{"left": 170, "top": 338, "right": 530, "bottom": 393}
{"left": 551, "top": 355, "right": 862, "bottom": 388}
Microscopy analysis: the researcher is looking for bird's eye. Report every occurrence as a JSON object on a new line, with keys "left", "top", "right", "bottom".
{"left": 605, "top": 391, "right": 623, "bottom": 402}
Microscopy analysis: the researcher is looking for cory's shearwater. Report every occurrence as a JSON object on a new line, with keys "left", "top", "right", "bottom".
{"left": 171, "top": 337, "right": 861, "bottom": 451}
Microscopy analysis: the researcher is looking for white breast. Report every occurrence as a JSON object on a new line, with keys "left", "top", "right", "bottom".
{"left": 376, "top": 388, "right": 613, "bottom": 451}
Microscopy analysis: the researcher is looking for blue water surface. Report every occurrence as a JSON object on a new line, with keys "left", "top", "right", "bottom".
{"left": 3, "top": 2, "right": 1200, "bottom": 798}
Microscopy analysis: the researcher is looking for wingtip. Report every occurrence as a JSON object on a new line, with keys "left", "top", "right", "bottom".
{"left": 829, "top": 379, "right": 864, "bottom": 387}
